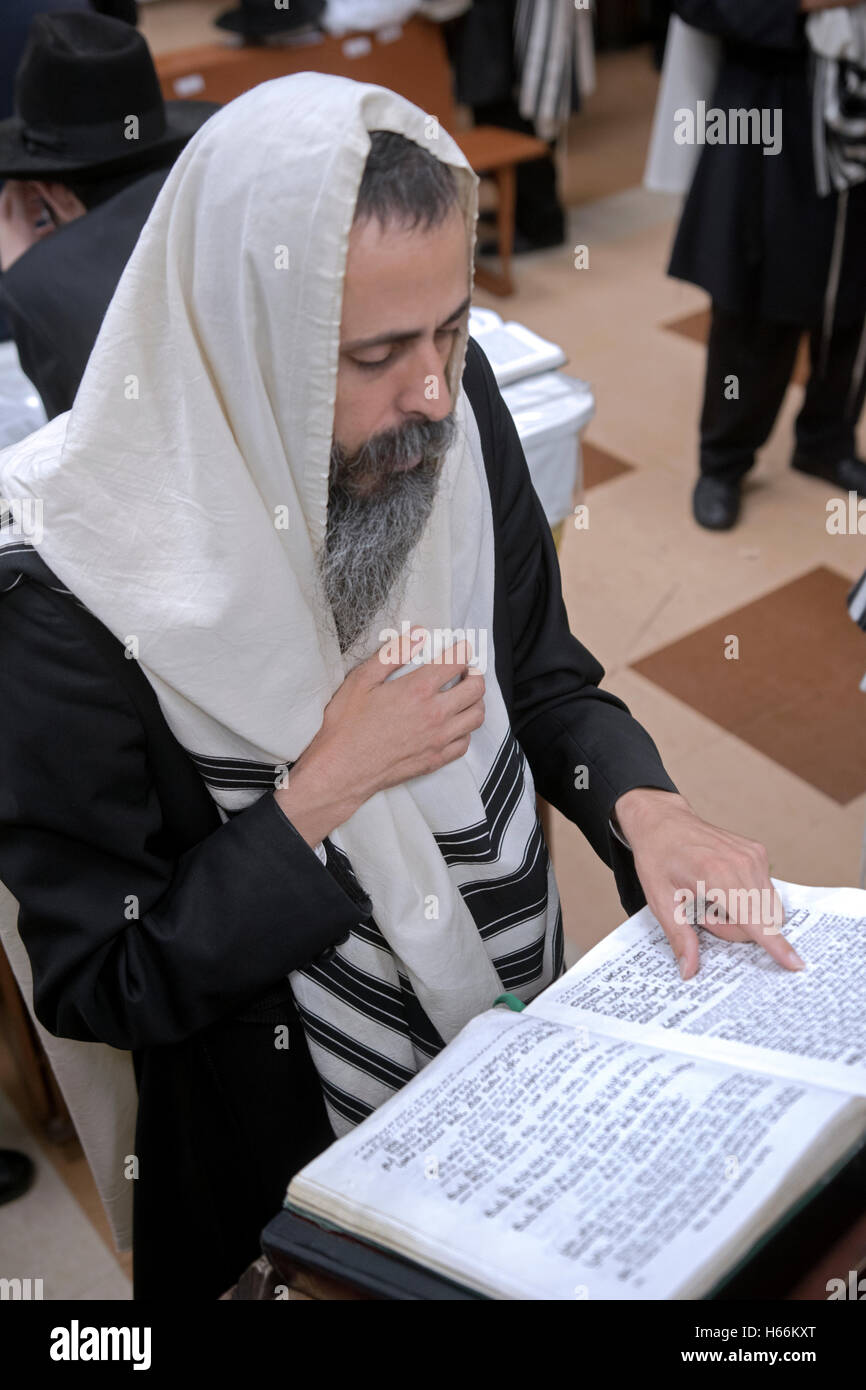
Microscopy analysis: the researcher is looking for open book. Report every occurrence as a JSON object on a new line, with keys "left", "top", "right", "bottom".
{"left": 468, "top": 307, "right": 567, "bottom": 386}
{"left": 281, "top": 881, "right": 866, "bottom": 1299}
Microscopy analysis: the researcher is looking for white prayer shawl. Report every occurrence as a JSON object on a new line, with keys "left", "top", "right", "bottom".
{"left": 515, "top": 0, "right": 594, "bottom": 143}
{"left": 644, "top": 15, "right": 723, "bottom": 195}
{"left": 0, "top": 73, "right": 562, "bottom": 1246}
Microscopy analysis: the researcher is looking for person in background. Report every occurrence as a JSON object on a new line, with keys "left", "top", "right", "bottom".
{"left": 0, "top": 1, "right": 138, "bottom": 345}
{"left": 668, "top": 0, "right": 866, "bottom": 529}
{"left": 0, "top": 11, "right": 217, "bottom": 418}
{"left": 441, "top": 0, "right": 567, "bottom": 253}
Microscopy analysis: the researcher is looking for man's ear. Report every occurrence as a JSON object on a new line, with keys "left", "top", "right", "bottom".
{"left": 31, "top": 180, "right": 88, "bottom": 225}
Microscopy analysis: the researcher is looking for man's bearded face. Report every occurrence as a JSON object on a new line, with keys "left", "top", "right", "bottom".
{"left": 320, "top": 203, "right": 469, "bottom": 658}
{"left": 318, "top": 411, "right": 456, "bottom": 657}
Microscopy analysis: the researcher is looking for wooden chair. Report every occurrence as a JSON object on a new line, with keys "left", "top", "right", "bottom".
{"left": 0, "top": 940, "right": 74, "bottom": 1142}
{"left": 154, "top": 16, "right": 550, "bottom": 295}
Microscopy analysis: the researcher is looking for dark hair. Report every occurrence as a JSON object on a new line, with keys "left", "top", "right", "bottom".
{"left": 354, "top": 129, "right": 460, "bottom": 232}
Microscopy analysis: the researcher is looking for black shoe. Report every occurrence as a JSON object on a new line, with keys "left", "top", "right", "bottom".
{"left": 792, "top": 452, "right": 866, "bottom": 494}
{"left": 693, "top": 476, "right": 741, "bottom": 530}
{"left": 0, "top": 1149, "right": 35, "bottom": 1207}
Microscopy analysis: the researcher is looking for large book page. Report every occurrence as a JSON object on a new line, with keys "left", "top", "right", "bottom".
{"left": 287, "top": 1007, "right": 861, "bottom": 1300}
{"left": 529, "top": 881, "right": 866, "bottom": 1096}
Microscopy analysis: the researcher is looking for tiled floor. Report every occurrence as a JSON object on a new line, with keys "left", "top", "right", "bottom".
{"left": 3, "top": 18, "right": 866, "bottom": 1298}
{"left": 632, "top": 567, "right": 866, "bottom": 805}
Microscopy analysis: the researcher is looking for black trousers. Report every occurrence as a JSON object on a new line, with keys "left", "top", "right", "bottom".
{"left": 699, "top": 304, "right": 866, "bottom": 483}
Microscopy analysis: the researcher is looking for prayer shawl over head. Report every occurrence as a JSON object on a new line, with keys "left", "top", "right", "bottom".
{"left": 0, "top": 72, "right": 562, "bottom": 1246}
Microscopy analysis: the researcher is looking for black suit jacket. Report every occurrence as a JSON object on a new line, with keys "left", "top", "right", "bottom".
{"left": 0, "top": 337, "right": 677, "bottom": 1299}
{"left": 0, "top": 166, "right": 170, "bottom": 418}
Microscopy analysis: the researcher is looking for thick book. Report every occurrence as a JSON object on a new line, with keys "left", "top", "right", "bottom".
{"left": 275, "top": 881, "right": 866, "bottom": 1300}
{"left": 468, "top": 307, "right": 567, "bottom": 386}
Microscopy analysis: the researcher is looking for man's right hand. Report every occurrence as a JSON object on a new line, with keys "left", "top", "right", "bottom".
{"left": 274, "top": 628, "right": 486, "bottom": 848}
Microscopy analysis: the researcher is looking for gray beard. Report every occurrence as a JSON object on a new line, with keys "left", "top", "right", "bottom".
{"left": 317, "top": 412, "right": 457, "bottom": 657}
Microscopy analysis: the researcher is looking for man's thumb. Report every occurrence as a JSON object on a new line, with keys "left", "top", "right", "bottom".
{"left": 366, "top": 626, "right": 427, "bottom": 682}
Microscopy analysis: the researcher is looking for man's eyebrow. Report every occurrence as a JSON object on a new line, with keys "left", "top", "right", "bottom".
{"left": 341, "top": 294, "right": 472, "bottom": 352}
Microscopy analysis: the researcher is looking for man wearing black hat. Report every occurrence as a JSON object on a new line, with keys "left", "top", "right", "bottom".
{"left": 0, "top": 10, "right": 218, "bottom": 419}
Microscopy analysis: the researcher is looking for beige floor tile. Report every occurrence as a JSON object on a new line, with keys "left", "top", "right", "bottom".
{"left": 771, "top": 812, "right": 865, "bottom": 893}
{"left": 560, "top": 47, "right": 664, "bottom": 207}
{"left": 660, "top": 731, "right": 845, "bottom": 864}
{"left": 0, "top": 1089, "right": 132, "bottom": 1301}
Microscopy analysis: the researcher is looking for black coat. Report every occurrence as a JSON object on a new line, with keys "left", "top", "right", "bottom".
{"left": 0, "top": 166, "right": 169, "bottom": 419}
{"left": 0, "top": 337, "right": 677, "bottom": 1300}
{"left": 668, "top": 0, "right": 866, "bottom": 328}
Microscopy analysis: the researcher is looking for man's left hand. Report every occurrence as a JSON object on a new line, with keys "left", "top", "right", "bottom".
{"left": 613, "top": 787, "right": 805, "bottom": 980}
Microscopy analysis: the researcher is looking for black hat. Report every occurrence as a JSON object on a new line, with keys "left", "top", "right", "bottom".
{"left": 214, "top": 0, "right": 326, "bottom": 41}
{"left": 0, "top": 11, "right": 220, "bottom": 182}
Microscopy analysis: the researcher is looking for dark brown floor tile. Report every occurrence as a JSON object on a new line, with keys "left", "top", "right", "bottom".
{"left": 631, "top": 566, "right": 866, "bottom": 804}
{"left": 665, "top": 307, "right": 712, "bottom": 347}
{"left": 582, "top": 440, "right": 634, "bottom": 490}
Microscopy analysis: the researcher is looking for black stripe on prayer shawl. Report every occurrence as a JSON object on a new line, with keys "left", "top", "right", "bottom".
{"left": 552, "top": 903, "right": 565, "bottom": 979}
{"left": 395, "top": 969, "right": 447, "bottom": 1054}
{"left": 296, "top": 1006, "right": 416, "bottom": 1089}
{"left": 189, "top": 751, "right": 288, "bottom": 790}
{"left": 301, "top": 954, "right": 409, "bottom": 1031}
{"left": 349, "top": 920, "right": 400, "bottom": 955}
{"left": 319, "top": 1076, "right": 375, "bottom": 1127}
{"left": 460, "top": 820, "right": 549, "bottom": 936}
{"left": 344, "top": 924, "right": 455, "bottom": 1056}
{"left": 849, "top": 569, "right": 866, "bottom": 631}
{"left": 314, "top": 912, "right": 446, "bottom": 1054}
{"left": 302, "top": 939, "right": 446, "bottom": 1073}
{"left": 494, "top": 932, "right": 549, "bottom": 991}
{"left": 434, "top": 730, "right": 524, "bottom": 863}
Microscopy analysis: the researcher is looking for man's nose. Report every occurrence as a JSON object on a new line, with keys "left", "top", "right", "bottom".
{"left": 395, "top": 343, "right": 453, "bottom": 421}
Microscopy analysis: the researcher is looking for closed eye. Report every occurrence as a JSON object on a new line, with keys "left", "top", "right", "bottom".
{"left": 349, "top": 323, "right": 464, "bottom": 373}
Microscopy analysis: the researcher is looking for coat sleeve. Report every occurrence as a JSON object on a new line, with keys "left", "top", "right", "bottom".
{"left": 463, "top": 339, "right": 678, "bottom": 915}
{"left": 672, "top": 0, "right": 803, "bottom": 49}
{"left": 0, "top": 579, "right": 371, "bottom": 1051}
